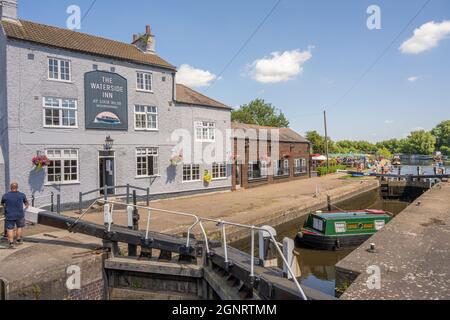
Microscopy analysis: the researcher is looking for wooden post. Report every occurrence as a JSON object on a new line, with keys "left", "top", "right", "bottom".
{"left": 78, "top": 192, "right": 83, "bottom": 215}
{"left": 323, "top": 110, "right": 330, "bottom": 171}
{"left": 56, "top": 194, "right": 61, "bottom": 214}
{"left": 128, "top": 190, "right": 139, "bottom": 257}
{"left": 50, "top": 192, "right": 54, "bottom": 212}
{"left": 146, "top": 187, "right": 150, "bottom": 207}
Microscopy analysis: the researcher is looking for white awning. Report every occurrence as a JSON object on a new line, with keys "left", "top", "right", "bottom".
{"left": 312, "top": 155, "right": 327, "bottom": 161}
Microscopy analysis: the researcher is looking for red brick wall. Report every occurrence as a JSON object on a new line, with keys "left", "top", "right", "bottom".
{"left": 68, "top": 279, "right": 105, "bottom": 300}
{"left": 232, "top": 138, "right": 310, "bottom": 190}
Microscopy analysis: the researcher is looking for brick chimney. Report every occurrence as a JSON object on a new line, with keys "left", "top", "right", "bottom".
{"left": 1, "top": 0, "right": 18, "bottom": 22}
{"left": 133, "top": 25, "right": 156, "bottom": 55}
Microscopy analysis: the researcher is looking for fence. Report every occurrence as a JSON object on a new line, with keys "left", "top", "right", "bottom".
{"left": 78, "top": 184, "right": 150, "bottom": 214}
{"left": 75, "top": 198, "right": 308, "bottom": 300}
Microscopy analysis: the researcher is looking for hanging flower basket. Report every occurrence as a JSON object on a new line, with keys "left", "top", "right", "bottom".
{"left": 203, "top": 170, "right": 212, "bottom": 184}
{"left": 32, "top": 155, "right": 51, "bottom": 171}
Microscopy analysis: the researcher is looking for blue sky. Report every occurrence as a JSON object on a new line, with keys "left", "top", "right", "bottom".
{"left": 18, "top": 0, "right": 450, "bottom": 142}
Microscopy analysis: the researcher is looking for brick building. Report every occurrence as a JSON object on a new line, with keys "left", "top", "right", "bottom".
{"left": 231, "top": 123, "right": 311, "bottom": 190}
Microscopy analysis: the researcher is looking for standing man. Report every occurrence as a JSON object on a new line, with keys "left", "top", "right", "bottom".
{"left": 1, "top": 182, "right": 29, "bottom": 249}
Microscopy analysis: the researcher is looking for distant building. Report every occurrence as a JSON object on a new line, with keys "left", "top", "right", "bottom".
{"left": 0, "top": 0, "right": 232, "bottom": 206}
{"left": 231, "top": 123, "right": 311, "bottom": 190}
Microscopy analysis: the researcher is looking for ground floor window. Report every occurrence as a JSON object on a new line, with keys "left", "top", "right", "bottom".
{"left": 46, "top": 149, "right": 79, "bottom": 184}
{"left": 274, "top": 159, "right": 290, "bottom": 177}
{"left": 183, "top": 164, "right": 201, "bottom": 182}
{"left": 248, "top": 161, "right": 268, "bottom": 180}
{"left": 294, "top": 158, "right": 307, "bottom": 174}
{"left": 212, "top": 163, "right": 227, "bottom": 179}
{"left": 136, "top": 147, "right": 159, "bottom": 177}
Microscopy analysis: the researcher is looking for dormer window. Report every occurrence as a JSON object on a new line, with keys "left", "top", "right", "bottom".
{"left": 137, "top": 72, "right": 152, "bottom": 92}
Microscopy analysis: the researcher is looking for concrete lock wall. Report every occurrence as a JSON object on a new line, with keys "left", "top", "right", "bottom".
{"left": 4, "top": 38, "right": 231, "bottom": 206}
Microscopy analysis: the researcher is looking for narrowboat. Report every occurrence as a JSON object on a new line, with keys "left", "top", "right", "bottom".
{"left": 295, "top": 210, "right": 393, "bottom": 251}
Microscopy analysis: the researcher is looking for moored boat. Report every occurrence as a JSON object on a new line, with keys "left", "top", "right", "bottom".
{"left": 295, "top": 210, "right": 393, "bottom": 251}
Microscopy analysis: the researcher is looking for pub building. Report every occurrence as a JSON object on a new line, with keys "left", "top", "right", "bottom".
{"left": 0, "top": 0, "right": 233, "bottom": 207}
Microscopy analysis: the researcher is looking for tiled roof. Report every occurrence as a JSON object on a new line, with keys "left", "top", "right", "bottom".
{"left": 232, "top": 122, "right": 309, "bottom": 143}
{"left": 176, "top": 84, "right": 231, "bottom": 110}
{"left": 1, "top": 19, "right": 176, "bottom": 70}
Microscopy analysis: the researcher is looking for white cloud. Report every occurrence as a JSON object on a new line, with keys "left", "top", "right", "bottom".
{"left": 407, "top": 76, "right": 419, "bottom": 82}
{"left": 384, "top": 120, "right": 395, "bottom": 125}
{"left": 400, "top": 20, "right": 450, "bottom": 54}
{"left": 249, "top": 48, "right": 313, "bottom": 84}
{"left": 176, "top": 64, "right": 217, "bottom": 88}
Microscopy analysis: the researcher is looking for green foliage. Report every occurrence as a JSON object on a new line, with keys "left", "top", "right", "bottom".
{"left": 440, "top": 146, "right": 450, "bottom": 156}
{"left": 402, "top": 130, "right": 436, "bottom": 155}
{"left": 376, "top": 147, "right": 392, "bottom": 159}
{"left": 317, "top": 165, "right": 347, "bottom": 177}
{"left": 232, "top": 99, "right": 289, "bottom": 128}
{"left": 306, "top": 131, "right": 326, "bottom": 154}
{"left": 431, "top": 120, "right": 450, "bottom": 150}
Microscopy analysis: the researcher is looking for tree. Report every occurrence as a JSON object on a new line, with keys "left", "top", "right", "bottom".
{"left": 232, "top": 99, "right": 289, "bottom": 128}
{"left": 306, "top": 131, "right": 326, "bottom": 154}
{"left": 403, "top": 130, "right": 436, "bottom": 155}
{"left": 376, "top": 147, "right": 392, "bottom": 159}
{"left": 431, "top": 120, "right": 450, "bottom": 150}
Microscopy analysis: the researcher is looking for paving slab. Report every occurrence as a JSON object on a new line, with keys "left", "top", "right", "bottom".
{"left": 336, "top": 182, "right": 450, "bottom": 300}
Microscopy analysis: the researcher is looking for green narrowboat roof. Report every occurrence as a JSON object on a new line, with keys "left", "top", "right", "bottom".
{"left": 314, "top": 211, "right": 391, "bottom": 220}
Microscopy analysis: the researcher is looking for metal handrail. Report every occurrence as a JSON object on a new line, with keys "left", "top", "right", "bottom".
{"left": 93, "top": 199, "right": 308, "bottom": 300}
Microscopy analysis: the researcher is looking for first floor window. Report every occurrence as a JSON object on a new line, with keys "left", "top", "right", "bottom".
{"left": 183, "top": 164, "right": 200, "bottom": 182}
{"left": 195, "top": 121, "right": 215, "bottom": 142}
{"left": 48, "top": 58, "right": 71, "bottom": 81}
{"left": 46, "top": 149, "right": 79, "bottom": 184}
{"left": 136, "top": 148, "right": 159, "bottom": 177}
{"left": 294, "top": 158, "right": 307, "bottom": 174}
{"left": 43, "top": 97, "right": 77, "bottom": 128}
{"left": 137, "top": 72, "right": 152, "bottom": 91}
{"left": 212, "top": 163, "right": 227, "bottom": 179}
{"left": 134, "top": 105, "right": 158, "bottom": 130}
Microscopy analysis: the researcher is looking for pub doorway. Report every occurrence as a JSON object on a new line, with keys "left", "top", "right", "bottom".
{"left": 99, "top": 150, "right": 116, "bottom": 195}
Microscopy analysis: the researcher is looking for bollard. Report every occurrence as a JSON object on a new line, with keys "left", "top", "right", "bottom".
{"left": 283, "top": 237, "right": 301, "bottom": 280}
{"left": 258, "top": 226, "right": 277, "bottom": 268}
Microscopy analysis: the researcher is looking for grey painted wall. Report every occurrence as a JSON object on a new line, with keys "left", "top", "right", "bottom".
{"left": 0, "top": 23, "right": 8, "bottom": 197}
{"left": 5, "top": 38, "right": 231, "bottom": 206}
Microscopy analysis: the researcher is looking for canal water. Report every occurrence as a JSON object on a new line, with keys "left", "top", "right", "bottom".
{"left": 232, "top": 189, "right": 410, "bottom": 296}
{"left": 232, "top": 160, "right": 446, "bottom": 296}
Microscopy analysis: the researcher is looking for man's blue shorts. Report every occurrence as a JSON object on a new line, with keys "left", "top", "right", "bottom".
{"left": 5, "top": 218, "right": 26, "bottom": 231}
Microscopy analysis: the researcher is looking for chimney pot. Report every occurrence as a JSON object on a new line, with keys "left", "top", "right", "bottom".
{"left": 146, "top": 25, "right": 151, "bottom": 34}
{"left": 132, "top": 34, "right": 138, "bottom": 42}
